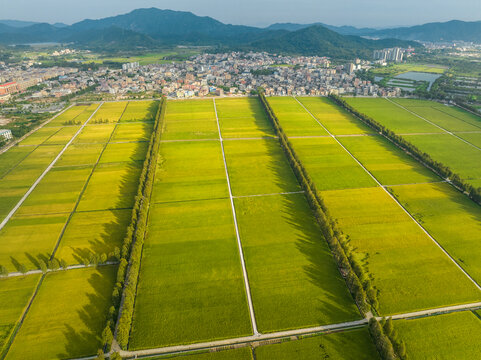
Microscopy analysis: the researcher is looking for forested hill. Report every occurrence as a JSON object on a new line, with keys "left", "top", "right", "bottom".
{"left": 0, "top": 8, "right": 420, "bottom": 57}
{"left": 244, "top": 25, "right": 419, "bottom": 58}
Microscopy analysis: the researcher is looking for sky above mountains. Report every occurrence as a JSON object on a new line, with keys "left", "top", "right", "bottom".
{"left": 1, "top": 0, "right": 481, "bottom": 27}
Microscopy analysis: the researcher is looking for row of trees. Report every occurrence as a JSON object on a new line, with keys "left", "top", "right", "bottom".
{"left": 330, "top": 94, "right": 481, "bottom": 205}
{"left": 369, "top": 317, "right": 407, "bottom": 359}
{"left": 97, "top": 98, "right": 165, "bottom": 354}
{"left": 258, "top": 91, "right": 378, "bottom": 315}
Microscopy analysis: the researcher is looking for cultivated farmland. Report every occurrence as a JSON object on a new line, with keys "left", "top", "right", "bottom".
{"left": 267, "top": 96, "right": 481, "bottom": 315}
{"left": 129, "top": 97, "right": 362, "bottom": 352}
{"left": 0, "top": 100, "right": 158, "bottom": 359}
{"left": 1, "top": 95, "right": 480, "bottom": 359}
{"left": 345, "top": 97, "right": 481, "bottom": 187}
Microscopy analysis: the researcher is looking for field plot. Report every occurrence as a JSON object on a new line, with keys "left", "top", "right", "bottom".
{"left": 74, "top": 124, "right": 116, "bottom": 144}
{"left": 42, "top": 126, "right": 81, "bottom": 145}
{"left": 235, "top": 193, "right": 360, "bottom": 331}
{"left": 16, "top": 165, "right": 93, "bottom": 215}
{"left": 99, "top": 141, "right": 149, "bottom": 163}
{"left": 396, "top": 311, "right": 481, "bottom": 359}
{"left": 267, "top": 97, "right": 328, "bottom": 137}
{"left": 112, "top": 122, "right": 154, "bottom": 142}
{"left": 0, "top": 275, "right": 40, "bottom": 350}
{"left": 17, "top": 126, "right": 61, "bottom": 146}
{"left": 0, "top": 146, "right": 35, "bottom": 178}
{"left": 389, "top": 182, "right": 481, "bottom": 284}
{"left": 298, "top": 97, "right": 374, "bottom": 135}
{"left": 321, "top": 187, "right": 480, "bottom": 314}
{"left": 162, "top": 100, "right": 218, "bottom": 140}
{"left": 152, "top": 141, "right": 228, "bottom": 203}
{"left": 288, "top": 137, "right": 377, "bottom": 190}
{"left": 337, "top": 135, "right": 439, "bottom": 185}
{"left": 44, "top": 105, "right": 92, "bottom": 127}
{"left": 130, "top": 199, "right": 252, "bottom": 349}
{"left": 215, "top": 98, "right": 276, "bottom": 138}
{"left": 0, "top": 213, "right": 69, "bottom": 272}
{"left": 56, "top": 209, "right": 131, "bottom": 264}
{"left": 267, "top": 96, "right": 481, "bottom": 315}
{"left": 0, "top": 145, "right": 64, "bottom": 218}
{"left": 457, "top": 132, "right": 481, "bottom": 148}
{"left": 119, "top": 100, "right": 157, "bottom": 122}
{"left": 404, "top": 133, "right": 481, "bottom": 181}
{"left": 91, "top": 101, "right": 128, "bottom": 123}
{"left": 392, "top": 99, "right": 481, "bottom": 132}
{"left": 255, "top": 328, "right": 380, "bottom": 360}
{"left": 5, "top": 266, "right": 116, "bottom": 360}
{"left": 222, "top": 139, "right": 301, "bottom": 196}
{"left": 56, "top": 143, "right": 105, "bottom": 166}
{"left": 76, "top": 161, "right": 142, "bottom": 211}
{"left": 344, "top": 97, "right": 442, "bottom": 134}
{"left": 154, "top": 347, "right": 253, "bottom": 360}
{"left": 345, "top": 97, "right": 481, "bottom": 186}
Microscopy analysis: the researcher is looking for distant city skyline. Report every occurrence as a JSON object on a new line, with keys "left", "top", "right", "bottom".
{"left": 1, "top": 0, "right": 481, "bottom": 28}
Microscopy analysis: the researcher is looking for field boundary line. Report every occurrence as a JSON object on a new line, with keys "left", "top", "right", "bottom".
{"left": 113, "top": 300, "right": 481, "bottom": 359}
{"left": 0, "top": 262, "right": 119, "bottom": 278}
{"left": 0, "top": 103, "right": 74, "bottom": 156}
{"left": 385, "top": 97, "right": 481, "bottom": 151}
{"left": 49, "top": 101, "right": 128, "bottom": 260}
{"left": 0, "top": 126, "right": 65, "bottom": 181}
{"left": 213, "top": 98, "right": 259, "bottom": 336}
{"left": 294, "top": 96, "right": 481, "bottom": 293}
{"left": 0, "top": 103, "right": 103, "bottom": 232}
{"left": 433, "top": 106, "right": 481, "bottom": 131}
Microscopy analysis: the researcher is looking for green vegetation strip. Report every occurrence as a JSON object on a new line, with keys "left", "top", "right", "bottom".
{"left": 114, "top": 99, "right": 165, "bottom": 350}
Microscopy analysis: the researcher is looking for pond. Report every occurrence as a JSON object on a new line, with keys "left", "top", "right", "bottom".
{"left": 394, "top": 71, "right": 442, "bottom": 91}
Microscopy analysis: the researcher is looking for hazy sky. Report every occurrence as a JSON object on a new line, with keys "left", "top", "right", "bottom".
{"left": 1, "top": 0, "right": 481, "bottom": 27}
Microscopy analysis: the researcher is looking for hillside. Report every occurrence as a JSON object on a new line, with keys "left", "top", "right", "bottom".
{"left": 246, "top": 25, "right": 418, "bottom": 58}
{"left": 370, "top": 20, "right": 481, "bottom": 42}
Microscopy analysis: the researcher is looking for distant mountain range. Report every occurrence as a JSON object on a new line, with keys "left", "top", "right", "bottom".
{"left": 0, "top": 9, "right": 477, "bottom": 57}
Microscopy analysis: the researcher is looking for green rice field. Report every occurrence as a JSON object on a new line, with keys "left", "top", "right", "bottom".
{"left": 396, "top": 311, "right": 481, "bottom": 359}
{"left": 1, "top": 96, "right": 480, "bottom": 358}
{"left": 255, "top": 328, "right": 380, "bottom": 360}
{"left": 345, "top": 97, "right": 481, "bottom": 187}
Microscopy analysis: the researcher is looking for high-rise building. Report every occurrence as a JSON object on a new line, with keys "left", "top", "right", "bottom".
{"left": 373, "top": 48, "right": 404, "bottom": 62}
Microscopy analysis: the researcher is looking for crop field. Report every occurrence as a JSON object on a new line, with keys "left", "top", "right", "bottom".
{"left": 130, "top": 97, "right": 361, "bottom": 350}
{"left": 0, "top": 100, "right": 158, "bottom": 359}
{"left": 0, "top": 275, "right": 40, "bottom": 350}
{"left": 5, "top": 266, "right": 116, "bottom": 360}
{"left": 161, "top": 99, "right": 219, "bottom": 140}
{"left": 1, "top": 95, "right": 480, "bottom": 359}
{"left": 215, "top": 98, "right": 276, "bottom": 138}
{"left": 388, "top": 182, "right": 481, "bottom": 284}
{"left": 346, "top": 97, "right": 481, "bottom": 186}
{"left": 288, "top": 137, "right": 378, "bottom": 190}
{"left": 255, "top": 328, "right": 380, "bottom": 360}
{"left": 120, "top": 100, "right": 157, "bottom": 122}
{"left": 297, "top": 97, "right": 374, "bottom": 135}
{"left": 267, "top": 97, "right": 328, "bottom": 136}
{"left": 396, "top": 311, "right": 481, "bottom": 359}
{"left": 337, "top": 135, "right": 439, "bottom": 185}
{"left": 268, "top": 96, "right": 481, "bottom": 315}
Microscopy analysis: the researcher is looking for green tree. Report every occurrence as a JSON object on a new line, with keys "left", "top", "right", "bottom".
{"left": 95, "top": 349, "right": 105, "bottom": 360}
{"left": 38, "top": 259, "right": 47, "bottom": 274}
{"left": 0, "top": 265, "right": 8, "bottom": 276}
{"left": 48, "top": 258, "right": 60, "bottom": 270}
{"left": 60, "top": 259, "right": 67, "bottom": 269}
{"left": 100, "top": 253, "right": 107, "bottom": 264}
{"left": 384, "top": 317, "right": 394, "bottom": 337}
{"left": 18, "top": 264, "right": 27, "bottom": 274}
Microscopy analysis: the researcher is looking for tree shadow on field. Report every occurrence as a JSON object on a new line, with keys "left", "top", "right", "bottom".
{"left": 252, "top": 96, "right": 360, "bottom": 323}
{"left": 58, "top": 268, "right": 115, "bottom": 359}
{"left": 69, "top": 132, "right": 153, "bottom": 265}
